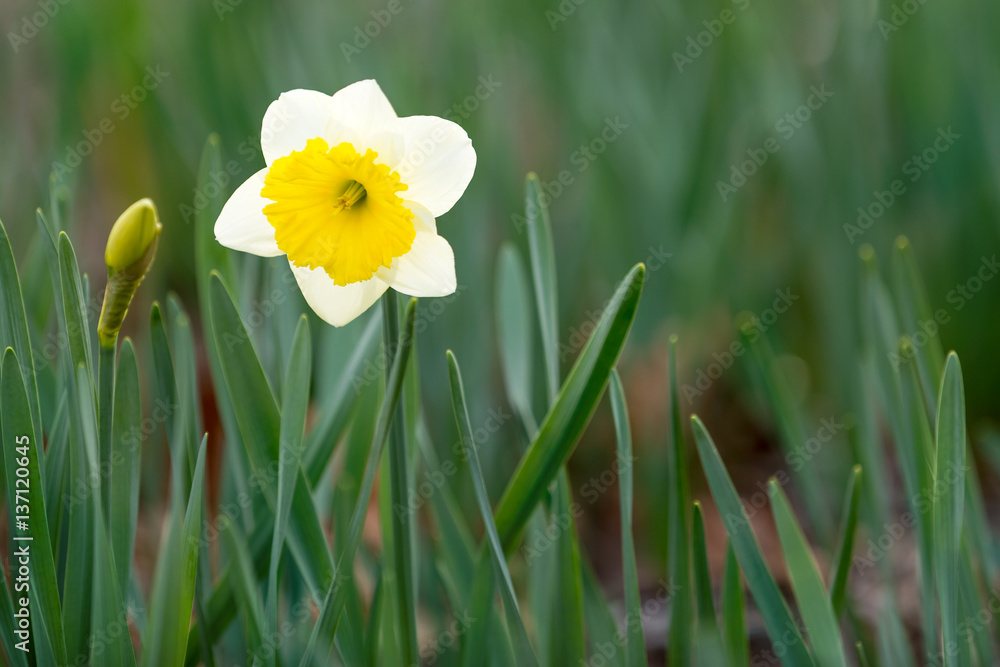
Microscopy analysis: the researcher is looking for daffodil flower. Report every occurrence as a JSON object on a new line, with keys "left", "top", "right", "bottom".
{"left": 215, "top": 80, "right": 476, "bottom": 326}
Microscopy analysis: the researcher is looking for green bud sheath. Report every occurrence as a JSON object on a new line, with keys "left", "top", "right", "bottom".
{"left": 97, "top": 198, "right": 162, "bottom": 348}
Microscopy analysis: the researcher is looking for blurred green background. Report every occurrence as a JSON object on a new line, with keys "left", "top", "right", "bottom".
{"left": 2, "top": 0, "right": 999, "bottom": 617}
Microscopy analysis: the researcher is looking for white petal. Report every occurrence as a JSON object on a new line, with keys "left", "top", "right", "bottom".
{"left": 377, "top": 204, "right": 456, "bottom": 297}
{"left": 402, "top": 200, "right": 436, "bottom": 233}
{"left": 324, "top": 116, "right": 361, "bottom": 149}
{"left": 261, "top": 89, "right": 335, "bottom": 166}
{"left": 290, "top": 262, "right": 389, "bottom": 327}
{"left": 393, "top": 115, "right": 476, "bottom": 217}
{"left": 368, "top": 130, "right": 405, "bottom": 168}
{"left": 329, "top": 80, "right": 398, "bottom": 145}
{"left": 215, "top": 168, "right": 282, "bottom": 257}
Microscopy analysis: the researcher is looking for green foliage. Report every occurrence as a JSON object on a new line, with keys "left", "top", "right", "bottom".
{"left": 0, "top": 131, "right": 992, "bottom": 667}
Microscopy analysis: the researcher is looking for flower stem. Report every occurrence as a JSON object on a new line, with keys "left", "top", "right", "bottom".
{"left": 381, "top": 291, "right": 419, "bottom": 664}
{"left": 97, "top": 340, "right": 116, "bottom": 526}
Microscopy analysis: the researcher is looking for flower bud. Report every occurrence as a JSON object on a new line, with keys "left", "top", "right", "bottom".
{"left": 105, "top": 198, "right": 162, "bottom": 274}
{"left": 98, "top": 198, "right": 162, "bottom": 347}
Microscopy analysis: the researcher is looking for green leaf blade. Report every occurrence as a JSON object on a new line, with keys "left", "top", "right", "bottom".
{"left": 829, "top": 465, "right": 862, "bottom": 619}
{"left": 610, "top": 370, "right": 647, "bottom": 667}
{"left": 721, "top": 542, "right": 747, "bottom": 667}
{"left": 667, "top": 336, "right": 693, "bottom": 666}
{"left": 933, "top": 352, "right": 966, "bottom": 667}
{"left": 208, "top": 273, "right": 333, "bottom": 597}
{"left": 690, "top": 415, "right": 814, "bottom": 667}
{"left": 297, "top": 298, "right": 417, "bottom": 666}
{"left": 110, "top": 339, "right": 143, "bottom": 597}
{"left": 265, "top": 315, "right": 311, "bottom": 655}
{"left": 769, "top": 482, "right": 847, "bottom": 667}
{"left": 448, "top": 351, "right": 539, "bottom": 667}
{"left": 495, "top": 243, "right": 537, "bottom": 434}
{"left": 691, "top": 502, "right": 716, "bottom": 631}
{"left": 142, "top": 439, "right": 208, "bottom": 667}
{"left": 494, "top": 263, "right": 645, "bottom": 550}
{"left": 382, "top": 294, "right": 419, "bottom": 666}
{"left": 0, "top": 218, "right": 44, "bottom": 442}
{"left": 1, "top": 349, "right": 67, "bottom": 664}
{"left": 524, "top": 173, "right": 560, "bottom": 401}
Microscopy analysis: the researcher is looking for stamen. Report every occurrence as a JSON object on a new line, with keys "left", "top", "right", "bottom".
{"left": 334, "top": 180, "right": 367, "bottom": 212}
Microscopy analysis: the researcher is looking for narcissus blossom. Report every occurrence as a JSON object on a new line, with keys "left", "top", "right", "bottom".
{"left": 215, "top": 80, "right": 476, "bottom": 326}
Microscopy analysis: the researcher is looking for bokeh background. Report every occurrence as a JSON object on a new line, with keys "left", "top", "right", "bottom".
{"left": 3, "top": 0, "right": 1000, "bottom": 655}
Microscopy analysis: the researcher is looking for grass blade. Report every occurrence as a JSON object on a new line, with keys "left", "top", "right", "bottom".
{"left": 769, "top": 481, "right": 847, "bottom": 667}
{"left": 691, "top": 502, "right": 716, "bottom": 631}
{"left": 856, "top": 642, "right": 871, "bottom": 667}
{"left": 184, "top": 314, "right": 381, "bottom": 663}
{"left": 465, "top": 263, "right": 643, "bottom": 662}
{"left": 193, "top": 134, "right": 236, "bottom": 299}
{"left": 97, "top": 342, "right": 115, "bottom": 530}
{"left": 581, "top": 561, "right": 627, "bottom": 667}
{"left": 382, "top": 293, "right": 419, "bottom": 665}
{"left": 828, "top": 465, "right": 862, "bottom": 619}
{"left": 265, "top": 315, "right": 311, "bottom": 663}
{"left": 43, "top": 394, "right": 69, "bottom": 550}
{"left": 721, "top": 542, "right": 747, "bottom": 667}
{"left": 690, "top": 416, "right": 814, "bottom": 667}
{"left": 303, "top": 313, "right": 380, "bottom": 484}
{"left": 61, "top": 236, "right": 99, "bottom": 664}
{"left": 226, "top": 525, "right": 265, "bottom": 663}
{"left": 364, "top": 567, "right": 386, "bottom": 667}
{"left": 522, "top": 171, "right": 588, "bottom": 667}
{"left": 890, "top": 236, "right": 944, "bottom": 410}
{"left": 667, "top": 336, "right": 694, "bottom": 666}
{"left": 0, "top": 559, "right": 30, "bottom": 667}
{"left": 167, "top": 295, "right": 204, "bottom": 485}
{"left": 692, "top": 501, "right": 728, "bottom": 665}
{"left": 110, "top": 339, "right": 142, "bottom": 598}
{"left": 57, "top": 232, "right": 93, "bottom": 378}
{"left": 875, "top": 600, "right": 916, "bottom": 667}
{"left": 297, "top": 298, "right": 417, "bottom": 665}
{"left": 332, "top": 382, "right": 380, "bottom": 664}
{"left": 495, "top": 243, "right": 537, "bottom": 434}
{"left": 957, "top": 541, "right": 991, "bottom": 665}
{"left": 610, "top": 370, "right": 647, "bottom": 667}
{"left": 150, "top": 303, "right": 186, "bottom": 493}
{"left": 89, "top": 494, "right": 136, "bottom": 666}
{"left": 0, "top": 218, "right": 43, "bottom": 442}
{"left": 494, "top": 263, "right": 645, "bottom": 549}
{"left": 743, "top": 331, "right": 831, "bottom": 542}
{"left": 933, "top": 352, "right": 966, "bottom": 667}
{"left": 448, "top": 351, "right": 539, "bottom": 666}
{"left": 524, "top": 173, "right": 560, "bottom": 401}
{"left": 860, "top": 248, "right": 937, "bottom": 657}
{"left": 549, "top": 473, "right": 587, "bottom": 667}
{"left": 159, "top": 300, "right": 217, "bottom": 667}
{"left": 141, "top": 438, "right": 207, "bottom": 667}
{"left": 416, "top": 421, "right": 476, "bottom": 599}
{"left": 1, "top": 349, "right": 66, "bottom": 663}
{"left": 208, "top": 273, "right": 333, "bottom": 596}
